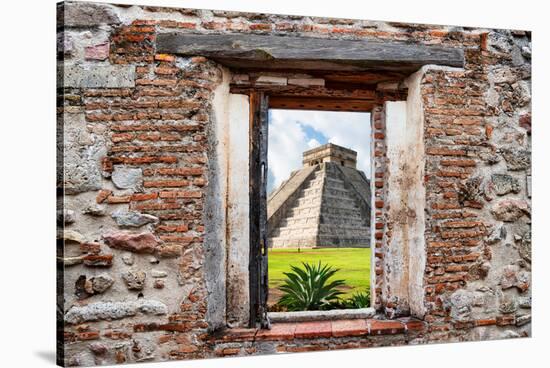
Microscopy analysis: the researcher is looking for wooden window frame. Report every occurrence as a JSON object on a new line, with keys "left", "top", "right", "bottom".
{"left": 246, "top": 90, "right": 385, "bottom": 328}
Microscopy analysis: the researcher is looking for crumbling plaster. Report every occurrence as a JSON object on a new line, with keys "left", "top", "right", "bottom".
{"left": 205, "top": 68, "right": 251, "bottom": 329}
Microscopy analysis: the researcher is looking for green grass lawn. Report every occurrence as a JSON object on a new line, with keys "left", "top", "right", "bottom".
{"left": 268, "top": 247, "right": 371, "bottom": 305}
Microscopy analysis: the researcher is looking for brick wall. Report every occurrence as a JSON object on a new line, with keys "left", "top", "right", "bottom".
{"left": 58, "top": 1, "right": 531, "bottom": 366}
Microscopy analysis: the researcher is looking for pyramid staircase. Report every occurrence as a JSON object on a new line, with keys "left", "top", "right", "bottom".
{"left": 268, "top": 162, "right": 370, "bottom": 248}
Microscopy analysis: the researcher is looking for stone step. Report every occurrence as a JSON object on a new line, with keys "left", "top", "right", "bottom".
{"left": 268, "top": 163, "right": 371, "bottom": 249}
{"left": 268, "top": 237, "right": 317, "bottom": 248}
{"left": 318, "top": 228, "right": 370, "bottom": 237}
{"left": 272, "top": 227, "right": 318, "bottom": 238}
{"left": 278, "top": 216, "right": 319, "bottom": 228}
{"left": 319, "top": 218, "right": 367, "bottom": 227}
{"left": 299, "top": 187, "right": 323, "bottom": 198}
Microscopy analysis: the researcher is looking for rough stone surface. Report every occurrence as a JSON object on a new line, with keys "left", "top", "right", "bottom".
{"left": 151, "top": 270, "right": 168, "bottom": 278}
{"left": 103, "top": 231, "right": 160, "bottom": 253}
{"left": 61, "top": 112, "right": 106, "bottom": 194}
{"left": 82, "top": 204, "right": 106, "bottom": 216}
{"left": 75, "top": 273, "right": 115, "bottom": 299}
{"left": 518, "top": 230, "right": 531, "bottom": 263}
{"left": 111, "top": 210, "right": 159, "bottom": 228}
{"left": 62, "top": 64, "right": 135, "bottom": 88}
{"left": 448, "top": 290, "right": 473, "bottom": 322}
{"left": 64, "top": 300, "right": 167, "bottom": 324}
{"left": 88, "top": 342, "right": 108, "bottom": 355}
{"left": 85, "top": 43, "right": 110, "bottom": 60}
{"left": 500, "top": 265, "right": 520, "bottom": 289}
{"left": 91, "top": 273, "right": 115, "bottom": 293}
{"left": 516, "top": 314, "right": 531, "bottom": 326}
{"left": 63, "top": 229, "right": 86, "bottom": 243}
{"left": 486, "top": 224, "right": 507, "bottom": 244}
{"left": 499, "top": 295, "right": 518, "bottom": 314}
{"left": 62, "top": 2, "right": 121, "bottom": 27}
{"left": 501, "top": 149, "right": 531, "bottom": 171}
{"left": 111, "top": 167, "right": 143, "bottom": 191}
{"left": 58, "top": 209, "right": 76, "bottom": 224}
{"left": 489, "top": 173, "right": 520, "bottom": 196}
{"left": 491, "top": 199, "right": 531, "bottom": 222}
{"left": 518, "top": 296, "right": 531, "bottom": 309}
{"left": 122, "top": 269, "right": 146, "bottom": 290}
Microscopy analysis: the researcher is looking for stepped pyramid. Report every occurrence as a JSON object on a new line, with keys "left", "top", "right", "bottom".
{"left": 268, "top": 143, "right": 371, "bottom": 248}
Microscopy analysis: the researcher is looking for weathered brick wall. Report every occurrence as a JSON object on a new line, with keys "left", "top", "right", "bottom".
{"left": 420, "top": 33, "right": 531, "bottom": 336}
{"left": 370, "top": 106, "right": 388, "bottom": 311}
{"left": 57, "top": 1, "right": 531, "bottom": 366}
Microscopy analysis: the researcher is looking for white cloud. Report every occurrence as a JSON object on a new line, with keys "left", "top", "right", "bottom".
{"left": 268, "top": 109, "right": 371, "bottom": 193}
{"left": 307, "top": 138, "right": 321, "bottom": 149}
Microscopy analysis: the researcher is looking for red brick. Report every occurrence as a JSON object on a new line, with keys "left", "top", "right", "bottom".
{"left": 156, "top": 224, "right": 189, "bottom": 233}
{"left": 178, "top": 344, "right": 199, "bottom": 353}
{"left": 475, "top": 318, "right": 497, "bottom": 327}
{"left": 80, "top": 242, "right": 101, "bottom": 254}
{"left": 110, "top": 156, "right": 178, "bottom": 165}
{"left": 221, "top": 347, "right": 240, "bottom": 356}
{"left": 427, "top": 147, "right": 467, "bottom": 156}
{"left": 131, "top": 192, "right": 158, "bottom": 201}
{"left": 103, "top": 330, "right": 132, "bottom": 340}
{"left": 77, "top": 331, "right": 100, "bottom": 341}
{"left": 221, "top": 328, "right": 256, "bottom": 342}
{"left": 256, "top": 323, "right": 296, "bottom": 341}
{"left": 146, "top": 167, "right": 204, "bottom": 176}
{"left": 159, "top": 191, "right": 202, "bottom": 198}
{"left": 440, "top": 159, "right": 476, "bottom": 167}
{"left": 294, "top": 321, "right": 332, "bottom": 339}
{"left": 368, "top": 320, "right": 405, "bottom": 335}
{"left": 106, "top": 195, "right": 131, "bottom": 204}
{"left": 154, "top": 53, "right": 175, "bottom": 62}
{"left": 96, "top": 189, "right": 112, "bottom": 204}
{"left": 404, "top": 320, "right": 425, "bottom": 332}
{"left": 441, "top": 220, "right": 482, "bottom": 228}
{"left": 144, "top": 180, "right": 189, "bottom": 188}
{"left": 331, "top": 319, "right": 368, "bottom": 337}
{"left": 158, "top": 20, "right": 196, "bottom": 29}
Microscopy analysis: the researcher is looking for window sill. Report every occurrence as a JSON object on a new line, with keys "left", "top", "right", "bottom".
{"left": 268, "top": 308, "right": 376, "bottom": 323}
{"left": 212, "top": 317, "right": 425, "bottom": 343}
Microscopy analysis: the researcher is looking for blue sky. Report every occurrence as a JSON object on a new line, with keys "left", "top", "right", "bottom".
{"left": 267, "top": 109, "right": 371, "bottom": 193}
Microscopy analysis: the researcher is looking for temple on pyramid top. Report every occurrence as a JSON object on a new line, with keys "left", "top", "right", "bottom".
{"left": 302, "top": 143, "right": 358, "bottom": 169}
{"left": 267, "top": 143, "right": 371, "bottom": 249}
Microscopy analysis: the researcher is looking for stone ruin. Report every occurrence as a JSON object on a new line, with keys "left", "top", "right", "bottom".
{"left": 56, "top": 1, "right": 531, "bottom": 366}
{"left": 268, "top": 143, "right": 371, "bottom": 248}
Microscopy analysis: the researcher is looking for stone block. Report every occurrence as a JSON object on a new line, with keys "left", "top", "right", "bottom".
{"left": 85, "top": 43, "right": 110, "bottom": 60}
{"left": 61, "top": 113, "right": 106, "bottom": 194}
{"left": 111, "top": 166, "right": 143, "bottom": 190}
{"left": 111, "top": 210, "right": 159, "bottom": 228}
{"left": 61, "top": 64, "right": 135, "bottom": 88}
{"left": 489, "top": 173, "right": 520, "bottom": 196}
{"left": 103, "top": 231, "right": 160, "bottom": 253}
{"left": 64, "top": 300, "right": 167, "bottom": 324}
{"left": 122, "top": 269, "right": 147, "bottom": 290}
{"left": 62, "top": 2, "right": 121, "bottom": 27}
{"left": 491, "top": 199, "right": 530, "bottom": 222}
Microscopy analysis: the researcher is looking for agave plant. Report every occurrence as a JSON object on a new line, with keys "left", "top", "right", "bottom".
{"left": 276, "top": 261, "right": 346, "bottom": 311}
{"left": 344, "top": 289, "right": 371, "bottom": 309}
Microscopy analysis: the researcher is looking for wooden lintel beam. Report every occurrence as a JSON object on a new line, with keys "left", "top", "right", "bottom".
{"left": 157, "top": 33, "right": 464, "bottom": 73}
{"left": 230, "top": 85, "right": 377, "bottom": 100}
{"left": 269, "top": 97, "right": 374, "bottom": 112}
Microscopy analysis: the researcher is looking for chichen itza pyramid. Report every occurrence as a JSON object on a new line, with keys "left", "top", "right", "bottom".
{"left": 267, "top": 143, "right": 371, "bottom": 248}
